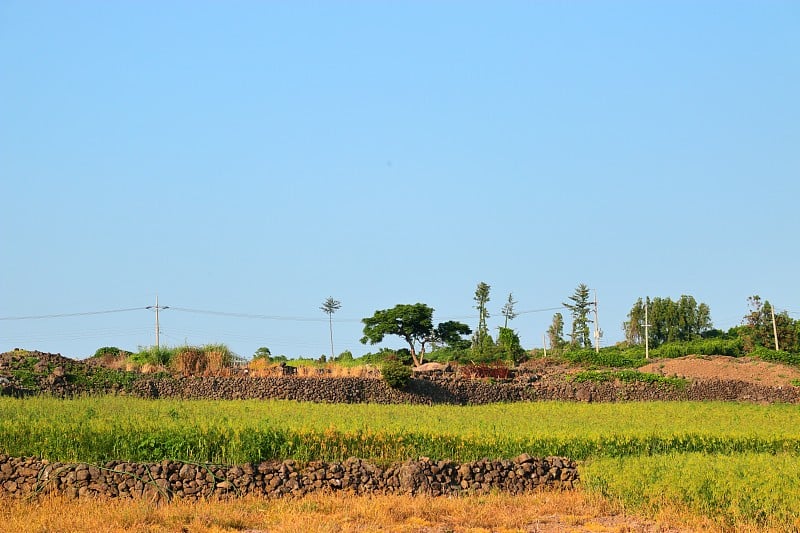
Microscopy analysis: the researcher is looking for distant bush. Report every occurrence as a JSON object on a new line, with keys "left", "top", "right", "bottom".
{"left": 561, "top": 347, "right": 647, "bottom": 368}
{"left": 750, "top": 346, "right": 800, "bottom": 367}
{"left": 569, "top": 370, "right": 687, "bottom": 388}
{"left": 381, "top": 358, "right": 412, "bottom": 389}
{"left": 129, "top": 346, "right": 176, "bottom": 367}
{"left": 92, "top": 346, "right": 129, "bottom": 360}
{"left": 652, "top": 338, "right": 743, "bottom": 359}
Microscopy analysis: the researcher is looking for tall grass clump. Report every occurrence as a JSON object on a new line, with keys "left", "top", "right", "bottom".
{"left": 172, "top": 344, "right": 235, "bottom": 376}
{"left": 128, "top": 346, "right": 177, "bottom": 368}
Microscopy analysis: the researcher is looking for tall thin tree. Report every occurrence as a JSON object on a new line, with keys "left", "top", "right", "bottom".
{"left": 473, "top": 282, "right": 491, "bottom": 350}
{"left": 320, "top": 297, "right": 342, "bottom": 360}
{"left": 501, "top": 292, "right": 517, "bottom": 329}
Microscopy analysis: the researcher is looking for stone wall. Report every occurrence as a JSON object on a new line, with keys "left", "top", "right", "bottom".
{"left": 126, "top": 375, "right": 800, "bottom": 404}
{"left": 0, "top": 454, "right": 578, "bottom": 501}
{"left": 130, "top": 376, "right": 536, "bottom": 404}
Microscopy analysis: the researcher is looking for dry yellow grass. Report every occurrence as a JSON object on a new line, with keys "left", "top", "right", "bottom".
{"left": 0, "top": 491, "right": 734, "bottom": 533}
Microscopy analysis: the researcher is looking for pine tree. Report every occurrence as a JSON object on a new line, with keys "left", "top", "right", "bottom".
{"left": 563, "top": 283, "right": 593, "bottom": 348}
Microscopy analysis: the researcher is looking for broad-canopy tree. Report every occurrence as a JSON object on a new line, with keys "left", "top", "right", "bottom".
{"left": 740, "top": 295, "right": 798, "bottom": 352}
{"left": 360, "top": 303, "right": 471, "bottom": 367}
{"left": 623, "top": 295, "right": 712, "bottom": 347}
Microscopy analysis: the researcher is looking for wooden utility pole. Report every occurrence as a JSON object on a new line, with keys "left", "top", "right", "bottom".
{"left": 644, "top": 301, "right": 651, "bottom": 360}
{"left": 771, "top": 304, "right": 780, "bottom": 351}
{"left": 593, "top": 289, "right": 601, "bottom": 354}
{"left": 542, "top": 333, "right": 548, "bottom": 358}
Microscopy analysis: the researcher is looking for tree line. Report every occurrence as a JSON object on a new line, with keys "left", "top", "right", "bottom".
{"left": 248, "top": 285, "right": 800, "bottom": 367}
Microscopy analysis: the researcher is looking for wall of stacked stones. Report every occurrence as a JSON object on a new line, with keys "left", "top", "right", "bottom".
{"left": 0, "top": 454, "right": 578, "bottom": 501}
{"left": 124, "top": 375, "right": 800, "bottom": 404}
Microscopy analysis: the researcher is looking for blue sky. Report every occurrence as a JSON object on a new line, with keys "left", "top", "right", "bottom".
{"left": 2, "top": 1, "right": 798, "bottom": 359}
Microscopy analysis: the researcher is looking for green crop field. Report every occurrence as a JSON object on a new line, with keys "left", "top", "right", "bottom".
{"left": 2, "top": 396, "right": 800, "bottom": 529}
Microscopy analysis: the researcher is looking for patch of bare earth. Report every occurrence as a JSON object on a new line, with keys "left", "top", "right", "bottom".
{"left": 639, "top": 355, "right": 800, "bottom": 388}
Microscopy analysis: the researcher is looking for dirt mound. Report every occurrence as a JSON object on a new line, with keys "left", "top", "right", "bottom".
{"left": 639, "top": 355, "right": 800, "bottom": 388}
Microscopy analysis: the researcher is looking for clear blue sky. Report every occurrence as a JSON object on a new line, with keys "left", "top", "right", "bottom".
{"left": 2, "top": 1, "right": 798, "bottom": 359}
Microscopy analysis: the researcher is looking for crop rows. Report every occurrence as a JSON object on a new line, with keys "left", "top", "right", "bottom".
{"left": 3, "top": 397, "right": 800, "bottom": 529}
{"left": 2, "top": 397, "right": 800, "bottom": 465}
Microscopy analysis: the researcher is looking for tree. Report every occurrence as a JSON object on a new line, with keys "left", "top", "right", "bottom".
{"left": 563, "top": 283, "right": 593, "bottom": 348}
{"left": 360, "top": 303, "right": 471, "bottom": 367}
{"left": 320, "top": 297, "right": 342, "bottom": 361}
{"left": 253, "top": 346, "right": 272, "bottom": 360}
{"left": 497, "top": 326, "right": 525, "bottom": 365}
{"left": 501, "top": 292, "right": 517, "bottom": 329}
{"left": 623, "top": 295, "right": 713, "bottom": 348}
{"left": 740, "top": 295, "right": 798, "bottom": 352}
{"left": 473, "top": 282, "right": 492, "bottom": 352}
{"left": 547, "top": 312, "right": 566, "bottom": 353}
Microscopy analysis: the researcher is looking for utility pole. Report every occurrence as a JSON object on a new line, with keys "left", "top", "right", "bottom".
{"left": 771, "top": 304, "right": 780, "bottom": 351}
{"left": 644, "top": 300, "right": 651, "bottom": 360}
{"left": 593, "top": 289, "right": 601, "bottom": 354}
{"left": 146, "top": 296, "right": 169, "bottom": 350}
{"left": 542, "top": 333, "right": 548, "bottom": 358}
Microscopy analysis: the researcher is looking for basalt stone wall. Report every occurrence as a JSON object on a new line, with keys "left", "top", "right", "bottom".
{"left": 535, "top": 378, "right": 800, "bottom": 403}
{"left": 130, "top": 376, "right": 537, "bottom": 405}
{"left": 0, "top": 454, "right": 578, "bottom": 501}
{"left": 126, "top": 375, "right": 800, "bottom": 405}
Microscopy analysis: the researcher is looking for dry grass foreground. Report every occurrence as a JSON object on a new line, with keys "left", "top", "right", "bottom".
{"left": 1, "top": 490, "right": 749, "bottom": 533}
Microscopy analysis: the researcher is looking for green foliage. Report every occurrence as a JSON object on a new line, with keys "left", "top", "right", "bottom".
{"left": 252, "top": 347, "right": 273, "bottom": 360}
{"left": 624, "top": 295, "right": 712, "bottom": 347}
{"left": 739, "top": 296, "right": 799, "bottom": 353}
{"left": 91, "top": 346, "right": 127, "bottom": 359}
{"left": 749, "top": 346, "right": 800, "bottom": 367}
{"left": 496, "top": 327, "right": 525, "bottom": 365}
{"left": 129, "top": 345, "right": 176, "bottom": 367}
{"left": 381, "top": 358, "right": 411, "bottom": 389}
{"left": 500, "top": 292, "right": 517, "bottom": 328}
{"left": 472, "top": 282, "right": 491, "bottom": 354}
{"left": 569, "top": 370, "right": 688, "bottom": 388}
{"left": 651, "top": 338, "right": 743, "bottom": 359}
{"left": 561, "top": 346, "right": 647, "bottom": 368}
{"left": 547, "top": 312, "right": 566, "bottom": 353}
{"left": 563, "top": 283, "right": 593, "bottom": 348}
{"left": 381, "top": 358, "right": 412, "bottom": 389}
{"left": 361, "top": 303, "right": 470, "bottom": 367}
{"left": 335, "top": 350, "right": 353, "bottom": 362}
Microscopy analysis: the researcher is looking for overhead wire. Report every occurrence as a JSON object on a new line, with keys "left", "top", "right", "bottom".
{"left": 0, "top": 307, "right": 147, "bottom": 321}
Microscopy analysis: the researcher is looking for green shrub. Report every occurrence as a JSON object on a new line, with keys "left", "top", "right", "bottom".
{"left": 569, "top": 370, "right": 687, "bottom": 388}
{"left": 381, "top": 359, "right": 412, "bottom": 389}
{"left": 129, "top": 346, "right": 176, "bottom": 367}
{"left": 750, "top": 346, "right": 800, "bottom": 367}
{"left": 652, "top": 338, "right": 743, "bottom": 359}
{"left": 562, "top": 347, "right": 646, "bottom": 368}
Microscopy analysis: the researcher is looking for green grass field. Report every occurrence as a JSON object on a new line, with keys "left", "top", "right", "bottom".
{"left": 2, "top": 397, "right": 800, "bottom": 529}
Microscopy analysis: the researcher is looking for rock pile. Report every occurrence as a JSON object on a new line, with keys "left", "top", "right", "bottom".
{"left": 0, "top": 454, "right": 577, "bottom": 501}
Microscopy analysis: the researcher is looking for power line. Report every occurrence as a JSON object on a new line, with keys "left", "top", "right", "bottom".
{"left": 0, "top": 307, "right": 147, "bottom": 321}
{"left": 516, "top": 306, "right": 568, "bottom": 315}
{"left": 169, "top": 306, "right": 333, "bottom": 322}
